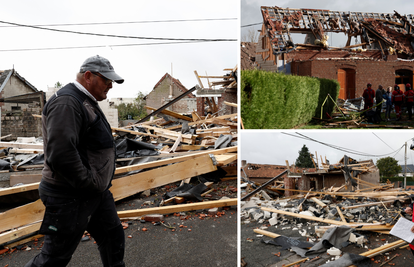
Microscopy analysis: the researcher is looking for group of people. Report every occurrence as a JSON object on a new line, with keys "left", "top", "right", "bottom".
{"left": 362, "top": 82, "right": 414, "bottom": 121}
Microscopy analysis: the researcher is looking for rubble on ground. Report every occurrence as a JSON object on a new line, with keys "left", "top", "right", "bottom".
{"left": 241, "top": 156, "right": 413, "bottom": 266}
{"left": 0, "top": 91, "right": 238, "bottom": 256}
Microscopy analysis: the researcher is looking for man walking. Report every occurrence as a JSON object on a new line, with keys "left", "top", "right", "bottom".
{"left": 25, "top": 55, "right": 125, "bottom": 267}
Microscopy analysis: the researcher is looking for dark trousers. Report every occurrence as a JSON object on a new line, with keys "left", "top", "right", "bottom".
{"left": 376, "top": 104, "right": 382, "bottom": 120}
{"left": 25, "top": 190, "right": 125, "bottom": 267}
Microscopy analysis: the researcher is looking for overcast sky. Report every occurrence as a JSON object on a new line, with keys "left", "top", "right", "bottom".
{"left": 241, "top": 131, "right": 414, "bottom": 167}
{"left": 0, "top": 0, "right": 238, "bottom": 100}
{"left": 241, "top": 0, "right": 414, "bottom": 46}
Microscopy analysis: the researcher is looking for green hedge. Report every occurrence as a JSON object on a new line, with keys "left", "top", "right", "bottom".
{"left": 241, "top": 70, "right": 340, "bottom": 129}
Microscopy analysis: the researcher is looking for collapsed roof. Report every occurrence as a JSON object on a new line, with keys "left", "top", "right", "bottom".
{"left": 261, "top": 6, "right": 414, "bottom": 58}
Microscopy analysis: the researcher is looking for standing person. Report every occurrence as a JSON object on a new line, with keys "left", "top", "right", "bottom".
{"left": 404, "top": 205, "right": 414, "bottom": 255}
{"left": 405, "top": 83, "right": 414, "bottom": 120}
{"left": 25, "top": 55, "right": 125, "bottom": 267}
{"left": 362, "top": 83, "right": 375, "bottom": 111}
{"left": 383, "top": 87, "right": 393, "bottom": 121}
{"left": 375, "top": 84, "right": 384, "bottom": 121}
{"left": 392, "top": 84, "right": 404, "bottom": 120}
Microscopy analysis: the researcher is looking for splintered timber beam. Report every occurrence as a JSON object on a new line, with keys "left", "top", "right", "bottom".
{"left": 0, "top": 222, "right": 42, "bottom": 246}
{"left": 241, "top": 170, "right": 288, "bottom": 201}
{"left": 111, "top": 154, "right": 217, "bottom": 201}
{"left": 136, "top": 85, "right": 198, "bottom": 124}
{"left": 260, "top": 207, "right": 393, "bottom": 231}
{"left": 144, "top": 106, "right": 192, "bottom": 121}
{"left": 115, "top": 146, "right": 237, "bottom": 175}
{"left": 117, "top": 198, "right": 237, "bottom": 219}
{"left": 0, "top": 199, "right": 45, "bottom": 233}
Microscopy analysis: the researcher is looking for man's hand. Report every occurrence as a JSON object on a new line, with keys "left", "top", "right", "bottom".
{"left": 405, "top": 206, "right": 413, "bottom": 215}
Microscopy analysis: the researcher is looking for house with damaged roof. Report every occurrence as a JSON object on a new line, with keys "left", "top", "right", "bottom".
{"left": 0, "top": 69, "right": 44, "bottom": 140}
{"left": 246, "top": 7, "right": 414, "bottom": 99}
{"left": 144, "top": 73, "right": 197, "bottom": 115}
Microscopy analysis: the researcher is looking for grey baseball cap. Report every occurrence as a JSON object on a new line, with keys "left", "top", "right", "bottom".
{"left": 80, "top": 55, "right": 124, "bottom": 84}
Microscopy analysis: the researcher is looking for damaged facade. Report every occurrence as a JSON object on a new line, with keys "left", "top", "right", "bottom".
{"left": 0, "top": 70, "right": 44, "bottom": 140}
{"left": 249, "top": 7, "right": 414, "bottom": 99}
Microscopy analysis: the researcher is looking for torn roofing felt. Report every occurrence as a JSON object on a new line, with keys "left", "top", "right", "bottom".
{"left": 319, "top": 252, "right": 372, "bottom": 267}
{"left": 261, "top": 7, "right": 414, "bottom": 57}
{"left": 262, "top": 235, "right": 314, "bottom": 250}
{"left": 290, "top": 225, "right": 353, "bottom": 258}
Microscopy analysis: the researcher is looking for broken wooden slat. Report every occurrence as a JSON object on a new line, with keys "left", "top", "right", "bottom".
{"left": 141, "top": 125, "right": 196, "bottom": 144}
{"left": 10, "top": 173, "right": 42, "bottom": 186}
{"left": 261, "top": 207, "right": 393, "bottom": 231}
{"left": 111, "top": 127, "right": 157, "bottom": 138}
{"left": 336, "top": 206, "right": 347, "bottom": 223}
{"left": 215, "top": 153, "right": 237, "bottom": 166}
{"left": 0, "top": 199, "right": 44, "bottom": 233}
{"left": 117, "top": 198, "right": 237, "bottom": 219}
{"left": 115, "top": 146, "right": 237, "bottom": 175}
{"left": 144, "top": 106, "right": 192, "bottom": 121}
{"left": 111, "top": 154, "right": 217, "bottom": 202}
{"left": 166, "top": 113, "right": 237, "bottom": 130}
{"left": 0, "top": 222, "right": 42, "bottom": 246}
{"left": 0, "top": 182, "right": 39, "bottom": 197}
{"left": 0, "top": 142, "right": 43, "bottom": 150}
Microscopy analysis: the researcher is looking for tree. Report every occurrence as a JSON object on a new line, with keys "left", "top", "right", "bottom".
{"left": 116, "top": 91, "right": 147, "bottom": 120}
{"left": 295, "top": 145, "right": 314, "bottom": 168}
{"left": 376, "top": 157, "right": 402, "bottom": 177}
{"left": 242, "top": 28, "right": 259, "bottom": 43}
{"left": 54, "top": 81, "right": 62, "bottom": 88}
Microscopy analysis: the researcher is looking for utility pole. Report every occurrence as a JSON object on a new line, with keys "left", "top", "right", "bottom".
{"left": 405, "top": 141, "right": 407, "bottom": 189}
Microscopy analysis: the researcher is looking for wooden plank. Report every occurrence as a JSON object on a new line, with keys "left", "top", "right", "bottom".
{"left": 117, "top": 198, "right": 237, "bottom": 219}
{"left": 223, "top": 101, "right": 237, "bottom": 108}
{"left": 0, "top": 142, "right": 43, "bottom": 149}
{"left": 0, "top": 222, "right": 42, "bottom": 246}
{"left": 336, "top": 206, "right": 347, "bottom": 223}
{"left": 111, "top": 127, "right": 157, "bottom": 138}
{"left": 141, "top": 125, "right": 196, "bottom": 144}
{"left": 0, "top": 182, "right": 39, "bottom": 197}
{"left": 261, "top": 207, "right": 393, "bottom": 231}
{"left": 310, "top": 197, "right": 327, "bottom": 208}
{"left": 0, "top": 199, "right": 45, "bottom": 233}
{"left": 115, "top": 146, "right": 237, "bottom": 175}
{"left": 166, "top": 113, "right": 237, "bottom": 130}
{"left": 10, "top": 173, "right": 42, "bottom": 186}
{"left": 5, "top": 234, "right": 44, "bottom": 249}
{"left": 215, "top": 153, "right": 237, "bottom": 166}
{"left": 144, "top": 106, "right": 192, "bottom": 121}
{"left": 111, "top": 154, "right": 217, "bottom": 201}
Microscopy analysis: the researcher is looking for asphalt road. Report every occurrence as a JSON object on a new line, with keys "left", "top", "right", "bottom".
{"left": 1, "top": 181, "right": 238, "bottom": 267}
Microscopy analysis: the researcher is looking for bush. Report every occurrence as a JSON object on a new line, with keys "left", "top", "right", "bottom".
{"left": 241, "top": 70, "right": 339, "bottom": 129}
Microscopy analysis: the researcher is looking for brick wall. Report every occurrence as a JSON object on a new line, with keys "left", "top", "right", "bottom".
{"left": 1, "top": 105, "right": 42, "bottom": 141}
{"left": 146, "top": 77, "right": 193, "bottom": 114}
{"left": 291, "top": 57, "right": 414, "bottom": 97}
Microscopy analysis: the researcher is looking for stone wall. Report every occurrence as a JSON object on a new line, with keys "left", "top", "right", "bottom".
{"left": 1, "top": 104, "right": 42, "bottom": 141}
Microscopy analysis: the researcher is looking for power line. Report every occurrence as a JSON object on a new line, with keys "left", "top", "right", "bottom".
{"left": 241, "top": 22, "right": 262, "bottom": 28}
{"left": 372, "top": 132, "right": 394, "bottom": 151}
{"left": 0, "top": 40, "right": 229, "bottom": 52}
{"left": 0, "top": 18, "right": 237, "bottom": 28}
{"left": 282, "top": 132, "right": 404, "bottom": 158}
{"left": 0, "top": 20, "right": 236, "bottom": 42}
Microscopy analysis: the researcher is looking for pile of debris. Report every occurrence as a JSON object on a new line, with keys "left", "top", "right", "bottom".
{"left": 241, "top": 157, "right": 413, "bottom": 266}
{"left": 0, "top": 91, "right": 238, "bottom": 256}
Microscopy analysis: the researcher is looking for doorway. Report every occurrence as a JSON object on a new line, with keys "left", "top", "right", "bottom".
{"left": 338, "top": 68, "right": 356, "bottom": 99}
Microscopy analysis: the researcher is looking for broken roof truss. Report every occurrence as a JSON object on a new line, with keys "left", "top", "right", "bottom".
{"left": 261, "top": 6, "right": 414, "bottom": 56}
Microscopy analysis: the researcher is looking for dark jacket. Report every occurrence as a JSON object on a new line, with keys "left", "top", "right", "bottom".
{"left": 39, "top": 83, "right": 116, "bottom": 198}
